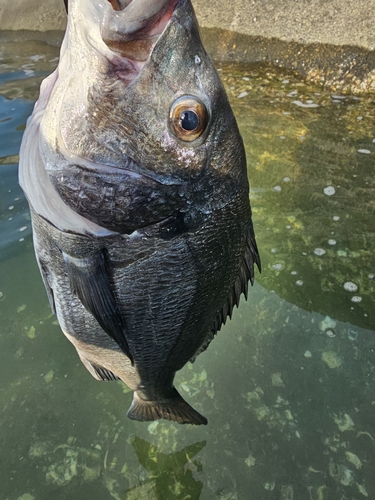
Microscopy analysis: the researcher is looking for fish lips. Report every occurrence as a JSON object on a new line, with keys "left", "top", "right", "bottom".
{"left": 101, "top": 0, "right": 180, "bottom": 62}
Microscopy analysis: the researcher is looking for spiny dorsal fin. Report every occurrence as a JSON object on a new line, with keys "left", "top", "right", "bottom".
{"left": 213, "top": 231, "right": 261, "bottom": 333}
{"left": 63, "top": 250, "right": 133, "bottom": 364}
{"left": 190, "top": 231, "right": 261, "bottom": 362}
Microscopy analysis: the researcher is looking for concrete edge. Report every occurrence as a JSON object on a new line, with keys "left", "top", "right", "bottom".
{"left": 201, "top": 29, "right": 375, "bottom": 94}
{"left": 1, "top": 27, "right": 375, "bottom": 94}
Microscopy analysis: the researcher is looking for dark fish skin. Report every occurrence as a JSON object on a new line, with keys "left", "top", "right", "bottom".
{"left": 19, "top": 0, "right": 260, "bottom": 425}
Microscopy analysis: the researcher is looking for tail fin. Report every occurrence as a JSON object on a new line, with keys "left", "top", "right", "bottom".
{"left": 127, "top": 388, "right": 207, "bottom": 425}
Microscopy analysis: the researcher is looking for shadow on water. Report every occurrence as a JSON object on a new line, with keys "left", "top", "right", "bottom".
{"left": 1, "top": 40, "right": 375, "bottom": 500}
{"left": 123, "top": 437, "right": 205, "bottom": 499}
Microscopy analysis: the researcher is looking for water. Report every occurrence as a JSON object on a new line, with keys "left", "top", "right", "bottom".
{"left": 1, "top": 39, "right": 375, "bottom": 500}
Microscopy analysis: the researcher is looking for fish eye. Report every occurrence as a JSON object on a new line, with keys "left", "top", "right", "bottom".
{"left": 169, "top": 96, "right": 208, "bottom": 142}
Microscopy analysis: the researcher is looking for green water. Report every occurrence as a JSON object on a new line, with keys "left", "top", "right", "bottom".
{"left": 1, "top": 39, "right": 375, "bottom": 500}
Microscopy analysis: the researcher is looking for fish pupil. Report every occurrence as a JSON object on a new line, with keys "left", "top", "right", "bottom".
{"left": 180, "top": 110, "right": 199, "bottom": 131}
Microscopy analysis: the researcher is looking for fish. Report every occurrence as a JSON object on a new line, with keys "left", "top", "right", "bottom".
{"left": 19, "top": 0, "right": 260, "bottom": 425}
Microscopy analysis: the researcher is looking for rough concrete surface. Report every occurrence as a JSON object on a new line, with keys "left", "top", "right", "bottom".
{"left": 1, "top": 0, "right": 375, "bottom": 50}
{"left": 194, "top": 0, "right": 375, "bottom": 50}
{"left": 0, "top": 0, "right": 66, "bottom": 32}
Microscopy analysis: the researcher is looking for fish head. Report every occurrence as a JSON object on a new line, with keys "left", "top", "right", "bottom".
{"left": 27, "top": 0, "right": 248, "bottom": 234}
{"left": 54, "top": 0, "right": 245, "bottom": 178}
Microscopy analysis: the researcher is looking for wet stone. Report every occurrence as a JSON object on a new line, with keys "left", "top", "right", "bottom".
{"left": 343, "top": 282, "right": 358, "bottom": 292}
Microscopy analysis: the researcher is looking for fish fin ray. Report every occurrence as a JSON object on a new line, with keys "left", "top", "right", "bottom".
{"left": 92, "top": 364, "right": 120, "bottom": 381}
{"left": 191, "top": 232, "right": 260, "bottom": 362}
{"left": 247, "top": 222, "right": 261, "bottom": 280}
{"left": 78, "top": 354, "right": 120, "bottom": 381}
{"left": 213, "top": 231, "right": 261, "bottom": 334}
{"left": 37, "top": 258, "right": 56, "bottom": 314}
{"left": 127, "top": 389, "right": 207, "bottom": 425}
{"left": 62, "top": 250, "right": 133, "bottom": 363}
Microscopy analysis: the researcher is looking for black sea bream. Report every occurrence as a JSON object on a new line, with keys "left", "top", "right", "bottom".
{"left": 19, "top": 0, "right": 260, "bottom": 425}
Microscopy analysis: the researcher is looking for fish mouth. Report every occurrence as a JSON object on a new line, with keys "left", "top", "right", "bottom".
{"left": 101, "top": 0, "right": 180, "bottom": 66}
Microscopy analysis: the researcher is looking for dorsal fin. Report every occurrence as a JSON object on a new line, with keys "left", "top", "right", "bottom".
{"left": 190, "top": 230, "right": 261, "bottom": 362}
{"left": 214, "top": 230, "right": 261, "bottom": 333}
{"left": 63, "top": 250, "right": 133, "bottom": 364}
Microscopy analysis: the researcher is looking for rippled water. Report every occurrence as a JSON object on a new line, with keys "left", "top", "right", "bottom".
{"left": 1, "top": 39, "right": 375, "bottom": 500}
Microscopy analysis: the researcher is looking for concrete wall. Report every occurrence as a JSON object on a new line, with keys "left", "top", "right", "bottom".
{"left": 0, "top": 0, "right": 66, "bottom": 32}
{"left": 194, "top": 0, "right": 375, "bottom": 51}
{"left": 1, "top": 0, "right": 375, "bottom": 50}
{"left": 1, "top": 0, "right": 375, "bottom": 92}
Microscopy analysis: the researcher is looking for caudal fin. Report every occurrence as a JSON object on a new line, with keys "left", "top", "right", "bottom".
{"left": 127, "top": 388, "right": 208, "bottom": 425}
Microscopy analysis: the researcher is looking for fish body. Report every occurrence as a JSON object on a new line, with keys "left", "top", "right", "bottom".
{"left": 19, "top": 0, "right": 260, "bottom": 425}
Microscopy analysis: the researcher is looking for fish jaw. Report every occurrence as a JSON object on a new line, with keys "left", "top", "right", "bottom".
{"left": 64, "top": 0, "right": 179, "bottom": 79}
{"left": 102, "top": 0, "right": 179, "bottom": 62}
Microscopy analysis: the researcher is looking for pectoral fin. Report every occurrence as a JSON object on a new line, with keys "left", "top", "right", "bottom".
{"left": 63, "top": 250, "right": 133, "bottom": 363}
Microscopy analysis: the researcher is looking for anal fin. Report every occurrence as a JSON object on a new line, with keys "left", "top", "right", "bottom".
{"left": 63, "top": 250, "right": 133, "bottom": 363}
{"left": 78, "top": 353, "right": 120, "bottom": 381}
{"left": 93, "top": 365, "right": 120, "bottom": 381}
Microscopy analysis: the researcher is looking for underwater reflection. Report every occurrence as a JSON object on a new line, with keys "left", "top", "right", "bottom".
{"left": 222, "top": 64, "right": 375, "bottom": 331}
{"left": 124, "top": 437, "right": 206, "bottom": 500}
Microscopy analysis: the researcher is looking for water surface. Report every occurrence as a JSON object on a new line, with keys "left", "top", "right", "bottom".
{"left": 1, "top": 39, "right": 375, "bottom": 500}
